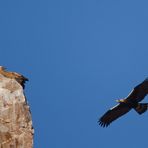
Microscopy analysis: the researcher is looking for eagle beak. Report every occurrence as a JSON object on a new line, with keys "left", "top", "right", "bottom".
{"left": 116, "top": 99, "right": 120, "bottom": 102}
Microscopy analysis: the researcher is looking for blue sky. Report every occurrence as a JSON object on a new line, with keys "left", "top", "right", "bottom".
{"left": 0, "top": 0, "right": 148, "bottom": 148}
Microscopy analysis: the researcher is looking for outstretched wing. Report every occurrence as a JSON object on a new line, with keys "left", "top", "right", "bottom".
{"left": 125, "top": 78, "right": 148, "bottom": 102}
{"left": 98, "top": 104, "right": 131, "bottom": 127}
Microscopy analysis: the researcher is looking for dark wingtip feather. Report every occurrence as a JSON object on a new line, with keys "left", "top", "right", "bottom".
{"left": 98, "top": 119, "right": 110, "bottom": 128}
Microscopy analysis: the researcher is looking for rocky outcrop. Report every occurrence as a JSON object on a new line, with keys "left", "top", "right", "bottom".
{"left": 0, "top": 74, "right": 34, "bottom": 147}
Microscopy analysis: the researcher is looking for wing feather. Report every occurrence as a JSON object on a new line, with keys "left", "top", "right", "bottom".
{"left": 125, "top": 79, "right": 148, "bottom": 102}
{"left": 98, "top": 103, "right": 131, "bottom": 127}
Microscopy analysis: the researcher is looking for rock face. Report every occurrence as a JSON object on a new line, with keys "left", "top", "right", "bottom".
{"left": 0, "top": 74, "right": 34, "bottom": 147}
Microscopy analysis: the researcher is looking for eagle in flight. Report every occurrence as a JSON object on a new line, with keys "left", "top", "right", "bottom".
{"left": 0, "top": 66, "right": 28, "bottom": 89}
{"left": 98, "top": 78, "right": 148, "bottom": 127}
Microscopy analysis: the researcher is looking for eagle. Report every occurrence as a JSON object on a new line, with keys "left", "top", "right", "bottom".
{"left": 0, "top": 66, "right": 28, "bottom": 89}
{"left": 98, "top": 78, "right": 148, "bottom": 127}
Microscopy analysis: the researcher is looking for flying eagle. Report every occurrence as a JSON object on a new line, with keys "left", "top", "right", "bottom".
{"left": 0, "top": 66, "right": 28, "bottom": 89}
{"left": 98, "top": 78, "right": 148, "bottom": 127}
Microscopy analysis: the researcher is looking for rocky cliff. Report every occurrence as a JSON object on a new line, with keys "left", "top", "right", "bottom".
{"left": 0, "top": 74, "right": 34, "bottom": 147}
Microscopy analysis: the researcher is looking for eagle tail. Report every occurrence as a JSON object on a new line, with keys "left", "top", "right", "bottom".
{"left": 134, "top": 103, "right": 148, "bottom": 115}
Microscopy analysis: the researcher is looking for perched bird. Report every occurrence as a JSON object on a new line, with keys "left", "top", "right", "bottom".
{"left": 98, "top": 78, "right": 148, "bottom": 127}
{"left": 0, "top": 66, "right": 28, "bottom": 89}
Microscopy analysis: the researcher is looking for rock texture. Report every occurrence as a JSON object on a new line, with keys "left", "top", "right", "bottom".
{"left": 0, "top": 74, "right": 33, "bottom": 148}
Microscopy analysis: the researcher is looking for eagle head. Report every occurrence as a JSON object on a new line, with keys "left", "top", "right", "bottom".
{"left": 116, "top": 99, "right": 125, "bottom": 103}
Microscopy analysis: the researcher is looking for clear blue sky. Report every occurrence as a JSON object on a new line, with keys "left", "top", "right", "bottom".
{"left": 0, "top": 0, "right": 148, "bottom": 148}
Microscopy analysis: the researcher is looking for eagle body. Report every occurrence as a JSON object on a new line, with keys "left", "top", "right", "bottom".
{"left": 118, "top": 100, "right": 138, "bottom": 108}
{"left": 99, "top": 78, "right": 148, "bottom": 127}
{"left": 0, "top": 66, "right": 28, "bottom": 89}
